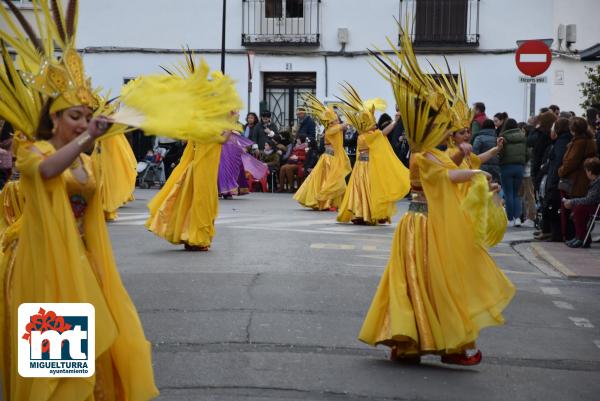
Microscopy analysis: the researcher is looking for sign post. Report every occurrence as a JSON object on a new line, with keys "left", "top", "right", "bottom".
{"left": 516, "top": 40, "right": 552, "bottom": 118}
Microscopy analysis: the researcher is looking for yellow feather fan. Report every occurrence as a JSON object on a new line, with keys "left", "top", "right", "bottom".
{"left": 113, "top": 57, "right": 243, "bottom": 144}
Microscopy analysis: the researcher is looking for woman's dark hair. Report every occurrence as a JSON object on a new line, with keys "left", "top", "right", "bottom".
{"left": 549, "top": 104, "right": 560, "bottom": 113}
{"left": 569, "top": 116, "right": 593, "bottom": 139}
{"left": 584, "top": 157, "right": 600, "bottom": 176}
{"left": 538, "top": 111, "right": 557, "bottom": 134}
{"left": 494, "top": 112, "right": 508, "bottom": 121}
{"left": 377, "top": 113, "right": 392, "bottom": 130}
{"left": 246, "top": 112, "right": 258, "bottom": 125}
{"left": 554, "top": 118, "right": 570, "bottom": 135}
{"left": 264, "top": 139, "right": 275, "bottom": 149}
{"left": 261, "top": 111, "right": 272, "bottom": 118}
{"left": 503, "top": 118, "right": 518, "bottom": 131}
{"left": 481, "top": 119, "right": 495, "bottom": 130}
{"left": 0, "top": 120, "right": 13, "bottom": 141}
{"left": 37, "top": 99, "right": 58, "bottom": 140}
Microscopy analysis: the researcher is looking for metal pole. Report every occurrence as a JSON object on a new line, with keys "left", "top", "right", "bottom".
{"left": 221, "top": 0, "right": 227, "bottom": 73}
{"left": 523, "top": 83, "right": 528, "bottom": 122}
{"left": 529, "top": 83, "right": 536, "bottom": 117}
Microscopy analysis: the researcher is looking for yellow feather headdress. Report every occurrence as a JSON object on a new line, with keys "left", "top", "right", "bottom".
{"left": 301, "top": 93, "right": 338, "bottom": 127}
{"left": 368, "top": 20, "right": 455, "bottom": 151}
{"left": 336, "top": 83, "right": 386, "bottom": 133}
{"left": 113, "top": 52, "right": 243, "bottom": 143}
{"left": 0, "top": 0, "right": 97, "bottom": 138}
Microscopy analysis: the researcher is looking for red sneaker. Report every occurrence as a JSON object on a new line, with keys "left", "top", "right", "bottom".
{"left": 441, "top": 350, "right": 482, "bottom": 366}
{"left": 328, "top": 207, "right": 338, "bottom": 212}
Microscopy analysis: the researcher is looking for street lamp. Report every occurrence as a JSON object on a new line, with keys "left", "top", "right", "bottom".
{"left": 221, "top": 0, "right": 227, "bottom": 73}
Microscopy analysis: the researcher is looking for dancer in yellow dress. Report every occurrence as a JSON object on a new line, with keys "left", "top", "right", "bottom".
{"left": 336, "top": 85, "right": 410, "bottom": 224}
{"left": 359, "top": 26, "right": 514, "bottom": 365}
{"left": 294, "top": 94, "right": 351, "bottom": 211}
{"left": 93, "top": 130, "right": 137, "bottom": 221}
{"left": 0, "top": 1, "right": 159, "bottom": 399}
{"left": 145, "top": 55, "right": 242, "bottom": 251}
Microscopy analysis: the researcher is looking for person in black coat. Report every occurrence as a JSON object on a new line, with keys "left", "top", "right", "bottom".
{"left": 295, "top": 106, "right": 316, "bottom": 141}
{"left": 530, "top": 111, "right": 557, "bottom": 192}
{"left": 538, "top": 118, "right": 572, "bottom": 241}
{"left": 251, "top": 111, "right": 279, "bottom": 150}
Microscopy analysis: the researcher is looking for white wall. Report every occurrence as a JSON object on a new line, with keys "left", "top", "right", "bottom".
{"left": 76, "top": 0, "right": 598, "bottom": 124}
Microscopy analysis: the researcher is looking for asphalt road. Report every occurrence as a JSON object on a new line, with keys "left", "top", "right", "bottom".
{"left": 105, "top": 190, "right": 599, "bottom": 400}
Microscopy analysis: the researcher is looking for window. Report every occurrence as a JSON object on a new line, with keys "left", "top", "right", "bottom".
{"left": 9, "top": 0, "right": 33, "bottom": 7}
{"left": 415, "top": 0, "right": 468, "bottom": 44}
{"left": 265, "top": 0, "right": 304, "bottom": 19}
{"left": 400, "top": 0, "right": 479, "bottom": 46}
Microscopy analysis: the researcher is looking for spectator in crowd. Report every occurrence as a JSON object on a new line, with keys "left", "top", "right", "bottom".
{"left": 156, "top": 136, "right": 184, "bottom": 179}
{"left": 499, "top": 118, "right": 527, "bottom": 226}
{"left": 585, "top": 107, "right": 600, "bottom": 154}
{"left": 558, "top": 117, "right": 598, "bottom": 240}
{"left": 559, "top": 111, "right": 572, "bottom": 119}
{"left": 471, "top": 102, "right": 487, "bottom": 140}
{"left": 530, "top": 111, "right": 557, "bottom": 192}
{"left": 380, "top": 108, "right": 409, "bottom": 166}
{"left": 296, "top": 106, "right": 316, "bottom": 141}
{"left": 563, "top": 157, "right": 600, "bottom": 248}
{"left": 251, "top": 111, "right": 279, "bottom": 150}
{"left": 549, "top": 104, "right": 560, "bottom": 116}
{"left": 278, "top": 135, "right": 308, "bottom": 192}
{"left": 0, "top": 120, "right": 14, "bottom": 189}
{"left": 472, "top": 119, "right": 501, "bottom": 181}
{"left": 518, "top": 122, "right": 536, "bottom": 227}
{"left": 537, "top": 118, "right": 572, "bottom": 241}
{"left": 303, "top": 138, "right": 320, "bottom": 175}
{"left": 493, "top": 112, "right": 508, "bottom": 136}
{"left": 539, "top": 107, "right": 550, "bottom": 114}
{"left": 243, "top": 112, "right": 259, "bottom": 139}
{"left": 259, "top": 140, "right": 281, "bottom": 191}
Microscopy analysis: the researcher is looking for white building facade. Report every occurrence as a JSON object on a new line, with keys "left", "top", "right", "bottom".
{"left": 6, "top": 0, "right": 600, "bottom": 129}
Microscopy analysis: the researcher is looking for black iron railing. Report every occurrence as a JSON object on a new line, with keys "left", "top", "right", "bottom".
{"left": 242, "top": 0, "right": 320, "bottom": 46}
{"left": 399, "top": 0, "right": 480, "bottom": 46}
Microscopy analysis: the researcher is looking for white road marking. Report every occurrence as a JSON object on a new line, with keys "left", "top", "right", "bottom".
{"left": 553, "top": 301, "right": 575, "bottom": 310}
{"left": 501, "top": 270, "right": 543, "bottom": 276}
{"left": 537, "top": 279, "right": 553, "bottom": 284}
{"left": 310, "top": 243, "right": 355, "bottom": 250}
{"left": 358, "top": 254, "right": 389, "bottom": 260}
{"left": 568, "top": 317, "right": 594, "bottom": 328}
{"left": 347, "top": 263, "right": 387, "bottom": 268}
{"left": 593, "top": 340, "right": 600, "bottom": 349}
{"left": 540, "top": 287, "right": 561, "bottom": 296}
{"left": 229, "top": 225, "right": 391, "bottom": 238}
{"left": 362, "top": 245, "right": 379, "bottom": 251}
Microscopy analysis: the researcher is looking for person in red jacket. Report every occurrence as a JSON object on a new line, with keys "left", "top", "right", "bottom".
{"left": 278, "top": 135, "right": 308, "bottom": 192}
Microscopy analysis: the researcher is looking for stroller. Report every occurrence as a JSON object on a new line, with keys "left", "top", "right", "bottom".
{"left": 136, "top": 147, "right": 167, "bottom": 189}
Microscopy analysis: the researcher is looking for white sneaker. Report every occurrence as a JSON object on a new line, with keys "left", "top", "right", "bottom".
{"left": 508, "top": 219, "right": 515, "bottom": 227}
{"left": 521, "top": 219, "right": 535, "bottom": 228}
{"left": 514, "top": 218, "right": 522, "bottom": 227}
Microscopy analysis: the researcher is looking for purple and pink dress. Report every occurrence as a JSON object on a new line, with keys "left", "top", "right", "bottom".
{"left": 218, "top": 133, "right": 268, "bottom": 196}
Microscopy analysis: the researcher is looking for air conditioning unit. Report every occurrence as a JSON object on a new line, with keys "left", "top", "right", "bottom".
{"left": 566, "top": 24, "right": 576, "bottom": 47}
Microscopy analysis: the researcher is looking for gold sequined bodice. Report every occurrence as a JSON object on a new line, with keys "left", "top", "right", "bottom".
{"left": 64, "top": 155, "right": 96, "bottom": 233}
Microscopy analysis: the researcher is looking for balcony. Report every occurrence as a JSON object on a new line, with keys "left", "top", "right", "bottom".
{"left": 242, "top": 0, "right": 320, "bottom": 47}
{"left": 399, "top": 0, "right": 480, "bottom": 47}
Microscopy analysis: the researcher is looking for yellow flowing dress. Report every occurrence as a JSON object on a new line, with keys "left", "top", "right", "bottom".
{"left": 146, "top": 140, "right": 222, "bottom": 248}
{"left": 93, "top": 134, "right": 137, "bottom": 221}
{"left": 337, "top": 129, "right": 410, "bottom": 224}
{"left": 0, "top": 141, "right": 159, "bottom": 401}
{"left": 294, "top": 123, "right": 351, "bottom": 210}
{"left": 359, "top": 149, "right": 515, "bottom": 355}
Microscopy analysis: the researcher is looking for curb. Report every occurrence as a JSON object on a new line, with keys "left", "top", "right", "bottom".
{"left": 529, "top": 243, "right": 578, "bottom": 278}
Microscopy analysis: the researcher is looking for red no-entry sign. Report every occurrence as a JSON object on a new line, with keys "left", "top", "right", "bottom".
{"left": 515, "top": 40, "right": 552, "bottom": 77}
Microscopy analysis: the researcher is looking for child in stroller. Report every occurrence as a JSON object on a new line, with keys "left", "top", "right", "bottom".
{"left": 137, "top": 147, "right": 167, "bottom": 188}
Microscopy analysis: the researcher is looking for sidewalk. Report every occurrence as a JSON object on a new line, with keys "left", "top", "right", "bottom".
{"left": 529, "top": 241, "right": 600, "bottom": 279}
